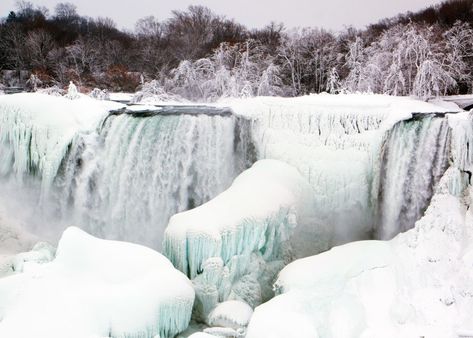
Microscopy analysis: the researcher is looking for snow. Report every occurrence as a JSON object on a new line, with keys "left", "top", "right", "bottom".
{"left": 207, "top": 300, "right": 253, "bottom": 329}
{"left": 0, "top": 227, "right": 195, "bottom": 338}
{"left": 246, "top": 165, "right": 473, "bottom": 338}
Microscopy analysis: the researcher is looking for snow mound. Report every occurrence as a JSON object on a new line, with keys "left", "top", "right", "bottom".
{"left": 0, "top": 227, "right": 195, "bottom": 338}
{"left": 208, "top": 300, "right": 253, "bottom": 329}
{"left": 164, "top": 159, "right": 316, "bottom": 319}
{"left": 247, "top": 166, "right": 473, "bottom": 338}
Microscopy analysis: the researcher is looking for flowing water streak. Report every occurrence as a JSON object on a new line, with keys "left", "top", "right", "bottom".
{"left": 54, "top": 112, "right": 244, "bottom": 249}
{"left": 377, "top": 115, "right": 451, "bottom": 239}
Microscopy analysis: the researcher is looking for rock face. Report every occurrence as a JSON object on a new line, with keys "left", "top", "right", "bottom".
{"left": 0, "top": 227, "right": 195, "bottom": 338}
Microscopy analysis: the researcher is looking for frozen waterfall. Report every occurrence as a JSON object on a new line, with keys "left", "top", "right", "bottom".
{"left": 377, "top": 115, "right": 451, "bottom": 239}
{"left": 0, "top": 94, "right": 462, "bottom": 254}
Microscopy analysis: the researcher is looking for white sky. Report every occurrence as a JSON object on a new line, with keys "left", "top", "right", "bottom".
{"left": 1, "top": 0, "right": 444, "bottom": 32}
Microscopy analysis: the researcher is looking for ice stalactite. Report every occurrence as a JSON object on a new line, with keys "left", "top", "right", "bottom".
{"left": 377, "top": 116, "right": 451, "bottom": 239}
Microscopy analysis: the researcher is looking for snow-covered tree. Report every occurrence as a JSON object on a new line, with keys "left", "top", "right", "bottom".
{"left": 26, "top": 73, "right": 42, "bottom": 91}
{"left": 326, "top": 67, "right": 340, "bottom": 94}
{"left": 413, "top": 59, "right": 456, "bottom": 99}
{"left": 65, "top": 81, "right": 80, "bottom": 99}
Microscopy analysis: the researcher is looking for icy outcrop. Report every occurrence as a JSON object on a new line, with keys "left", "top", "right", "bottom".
{"left": 163, "top": 160, "right": 316, "bottom": 320}
{"left": 0, "top": 227, "right": 195, "bottom": 338}
{"left": 207, "top": 300, "right": 253, "bottom": 330}
{"left": 246, "top": 165, "right": 473, "bottom": 338}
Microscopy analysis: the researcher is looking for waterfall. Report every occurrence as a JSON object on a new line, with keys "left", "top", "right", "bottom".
{"left": 376, "top": 115, "right": 451, "bottom": 239}
{"left": 53, "top": 112, "right": 246, "bottom": 249}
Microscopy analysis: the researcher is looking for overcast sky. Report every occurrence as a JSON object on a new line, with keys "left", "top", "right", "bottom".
{"left": 1, "top": 0, "right": 444, "bottom": 32}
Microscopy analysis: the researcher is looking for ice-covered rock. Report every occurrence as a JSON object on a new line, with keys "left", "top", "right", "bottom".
{"left": 0, "top": 227, "right": 195, "bottom": 338}
{"left": 207, "top": 300, "right": 253, "bottom": 329}
{"left": 164, "top": 159, "right": 316, "bottom": 319}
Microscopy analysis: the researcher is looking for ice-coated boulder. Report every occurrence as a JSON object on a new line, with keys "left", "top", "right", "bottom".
{"left": 0, "top": 227, "right": 195, "bottom": 338}
{"left": 207, "top": 300, "right": 253, "bottom": 329}
{"left": 163, "top": 159, "right": 316, "bottom": 320}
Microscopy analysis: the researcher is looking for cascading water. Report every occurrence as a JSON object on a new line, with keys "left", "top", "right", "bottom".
{"left": 53, "top": 112, "right": 248, "bottom": 249}
{"left": 376, "top": 115, "right": 451, "bottom": 239}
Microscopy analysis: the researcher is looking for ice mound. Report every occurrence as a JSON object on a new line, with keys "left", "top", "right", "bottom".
{"left": 247, "top": 166, "right": 473, "bottom": 338}
{"left": 0, "top": 227, "right": 195, "bottom": 338}
{"left": 163, "top": 159, "right": 316, "bottom": 319}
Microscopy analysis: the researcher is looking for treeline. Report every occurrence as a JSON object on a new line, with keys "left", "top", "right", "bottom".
{"left": 1, "top": 0, "right": 472, "bottom": 100}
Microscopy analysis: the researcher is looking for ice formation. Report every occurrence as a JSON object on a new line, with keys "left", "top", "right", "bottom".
{"left": 246, "top": 111, "right": 473, "bottom": 338}
{"left": 163, "top": 159, "right": 316, "bottom": 320}
{"left": 0, "top": 227, "right": 195, "bottom": 338}
{"left": 0, "top": 93, "right": 120, "bottom": 198}
{"left": 227, "top": 94, "right": 454, "bottom": 252}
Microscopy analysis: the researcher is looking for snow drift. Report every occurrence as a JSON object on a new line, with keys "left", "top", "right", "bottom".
{"left": 0, "top": 227, "right": 195, "bottom": 338}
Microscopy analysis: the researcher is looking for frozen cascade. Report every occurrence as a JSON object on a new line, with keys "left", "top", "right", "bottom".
{"left": 241, "top": 105, "right": 389, "bottom": 253}
{"left": 377, "top": 116, "right": 451, "bottom": 239}
{"left": 54, "top": 113, "right": 248, "bottom": 249}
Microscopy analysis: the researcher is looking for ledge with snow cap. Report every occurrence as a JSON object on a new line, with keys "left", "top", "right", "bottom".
{"left": 0, "top": 226, "right": 195, "bottom": 338}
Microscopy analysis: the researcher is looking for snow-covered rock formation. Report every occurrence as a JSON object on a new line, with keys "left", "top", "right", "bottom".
{"left": 0, "top": 227, "right": 195, "bottom": 338}
{"left": 163, "top": 160, "right": 316, "bottom": 321}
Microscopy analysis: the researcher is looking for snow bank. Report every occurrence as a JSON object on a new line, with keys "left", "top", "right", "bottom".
{"left": 247, "top": 166, "right": 473, "bottom": 338}
{"left": 0, "top": 93, "right": 123, "bottom": 195}
{"left": 0, "top": 227, "right": 194, "bottom": 338}
{"left": 163, "top": 159, "right": 316, "bottom": 320}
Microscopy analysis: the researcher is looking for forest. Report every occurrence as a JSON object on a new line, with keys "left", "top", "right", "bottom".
{"left": 0, "top": 0, "right": 472, "bottom": 100}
